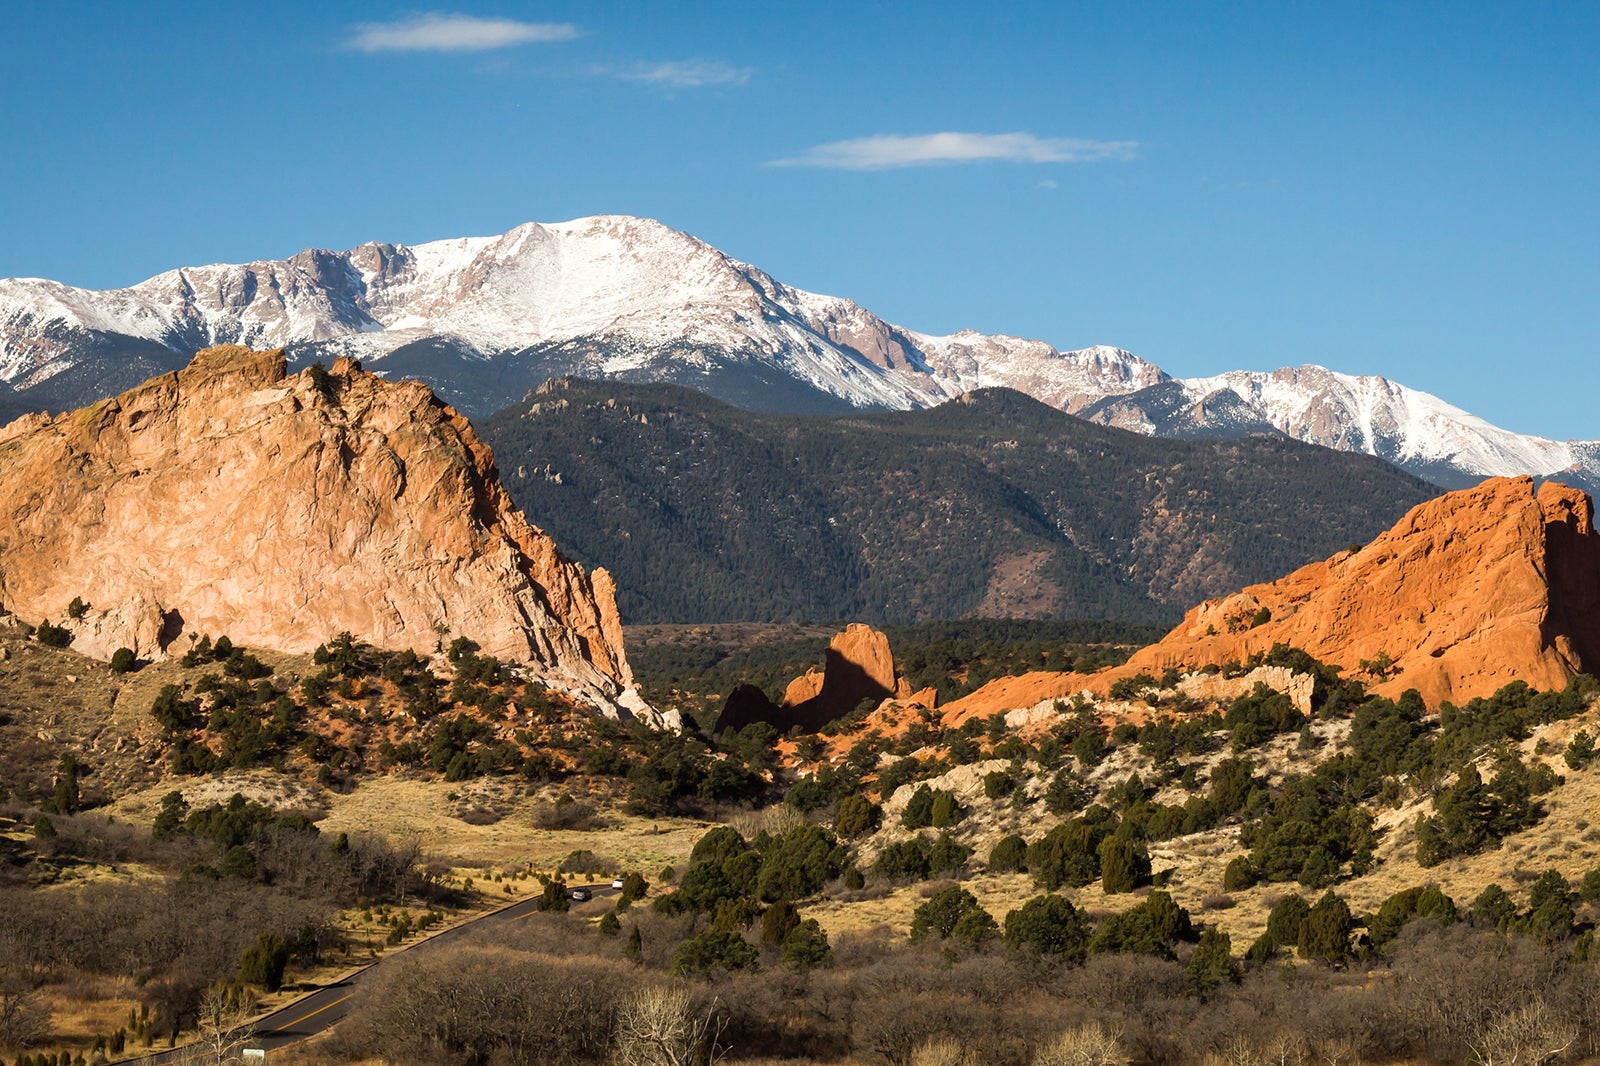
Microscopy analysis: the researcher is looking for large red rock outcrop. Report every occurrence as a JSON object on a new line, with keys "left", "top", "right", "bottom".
{"left": 1107, "top": 476, "right": 1600, "bottom": 707}
{"left": 717, "top": 623, "right": 908, "bottom": 733}
{"left": 785, "top": 623, "right": 908, "bottom": 727}
{"left": 937, "top": 477, "right": 1600, "bottom": 717}
{"left": 0, "top": 346, "right": 659, "bottom": 720}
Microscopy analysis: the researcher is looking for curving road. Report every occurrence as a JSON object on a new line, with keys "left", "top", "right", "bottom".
{"left": 124, "top": 882, "right": 619, "bottom": 1063}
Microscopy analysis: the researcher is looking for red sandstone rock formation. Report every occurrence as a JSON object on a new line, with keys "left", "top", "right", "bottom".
{"left": 1112, "top": 476, "right": 1600, "bottom": 706}
{"left": 945, "top": 477, "right": 1600, "bottom": 715}
{"left": 785, "top": 623, "right": 904, "bottom": 725}
{"left": 0, "top": 346, "right": 658, "bottom": 720}
{"left": 782, "top": 670, "right": 827, "bottom": 709}
{"left": 717, "top": 622, "right": 907, "bottom": 733}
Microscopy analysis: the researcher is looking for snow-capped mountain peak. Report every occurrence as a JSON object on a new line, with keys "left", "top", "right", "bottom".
{"left": 0, "top": 214, "right": 1592, "bottom": 490}
{"left": 1082, "top": 363, "right": 1593, "bottom": 489}
{"left": 0, "top": 215, "right": 1161, "bottom": 416}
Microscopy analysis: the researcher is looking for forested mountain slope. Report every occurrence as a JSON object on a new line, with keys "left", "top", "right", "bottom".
{"left": 480, "top": 380, "right": 1441, "bottom": 625}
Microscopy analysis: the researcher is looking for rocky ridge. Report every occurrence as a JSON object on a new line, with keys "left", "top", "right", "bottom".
{"left": 1113, "top": 476, "right": 1600, "bottom": 707}
{"left": 6, "top": 212, "right": 1593, "bottom": 489}
{"left": 943, "top": 476, "right": 1600, "bottom": 716}
{"left": 0, "top": 345, "right": 661, "bottom": 721}
{"left": 1080, "top": 366, "right": 1599, "bottom": 492}
{"left": 0, "top": 216, "right": 1166, "bottom": 419}
{"left": 482, "top": 378, "right": 1442, "bottom": 626}
{"left": 3, "top": 215, "right": 1589, "bottom": 489}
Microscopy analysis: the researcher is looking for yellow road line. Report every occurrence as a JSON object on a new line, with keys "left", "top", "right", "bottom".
{"left": 258, "top": 992, "right": 354, "bottom": 1036}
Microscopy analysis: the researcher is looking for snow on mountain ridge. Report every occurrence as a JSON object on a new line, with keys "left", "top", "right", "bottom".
{"left": 1170, "top": 365, "right": 1585, "bottom": 481}
{"left": 0, "top": 214, "right": 1591, "bottom": 489}
{"left": 0, "top": 214, "right": 1155, "bottom": 414}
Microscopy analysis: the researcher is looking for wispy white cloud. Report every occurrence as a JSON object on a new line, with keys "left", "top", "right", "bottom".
{"left": 604, "top": 60, "right": 753, "bottom": 88}
{"left": 769, "top": 132, "right": 1138, "bottom": 170}
{"left": 349, "top": 13, "right": 578, "bottom": 53}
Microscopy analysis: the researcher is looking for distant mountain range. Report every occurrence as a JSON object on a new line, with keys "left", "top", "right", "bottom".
{"left": 1081, "top": 368, "right": 1600, "bottom": 491}
{"left": 1, "top": 214, "right": 1593, "bottom": 490}
{"left": 478, "top": 378, "right": 1441, "bottom": 625}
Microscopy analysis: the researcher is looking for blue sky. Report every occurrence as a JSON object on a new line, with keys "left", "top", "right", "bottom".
{"left": 1, "top": 3, "right": 1595, "bottom": 440}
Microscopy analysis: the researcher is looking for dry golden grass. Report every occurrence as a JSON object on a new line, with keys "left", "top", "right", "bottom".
{"left": 110, "top": 767, "right": 327, "bottom": 823}
{"left": 37, "top": 693, "right": 1596, "bottom": 1060}
{"left": 1139, "top": 702, "right": 1600, "bottom": 945}
{"left": 1335, "top": 709, "right": 1600, "bottom": 919}
{"left": 107, "top": 769, "right": 709, "bottom": 877}
{"left": 0, "top": 624, "right": 330, "bottom": 803}
{"left": 265, "top": 1036, "right": 385, "bottom": 1066}
{"left": 0, "top": 624, "right": 121, "bottom": 705}
{"left": 16, "top": 611, "right": 1600, "bottom": 1049}
{"left": 315, "top": 776, "right": 707, "bottom": 874}
{"left": 5, "top": 886, "right": 558, "bottom": 1066}
{"left": 805, "top": 878, "right": 935, "bottom": 937}
{"left": 805, "top": 864, "right": 1244, "bottom": 943}
{"left": 27, "top": 974, "right": 141, "bottom": 1058}
{"left": 0, "top": 625, "right": 151, "bottom": 796}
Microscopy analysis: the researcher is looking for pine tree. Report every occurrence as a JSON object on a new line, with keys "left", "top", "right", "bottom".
{"left": 238, "top": 932, "right": 290, "bottom": 991}
{"left": 1297, "top": 892, "right": 1354, "bottom": 966}
{"left": 625, "top": 924, "right": 643, "bottom": 963}
{"left": 1183, "top": 928, "right": 1238, "bottom": 998}
{"left": 1098, "top": 835, "right": 1151, "bottom": 894}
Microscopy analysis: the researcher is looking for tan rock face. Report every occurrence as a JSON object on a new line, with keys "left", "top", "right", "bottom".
{"left": 782, "top": 669, "right": 826, "bottom": 709}
{"left": 777, "top": 623, "right": 900, "bottom": 731}
{"left": 1176, "top": 665, "right": 1316, "bottom": 715}
{"left": 1106, "top": 476, "right": 1600, "bottom": 707}
{"left": 801, "top": 623, "right": 897, "bottom": 702}
{"left": 0, "top": 346, "right": 656, "bottom": 719}
{"left": 716, "top": 622, "right": 903, "bottom": 734}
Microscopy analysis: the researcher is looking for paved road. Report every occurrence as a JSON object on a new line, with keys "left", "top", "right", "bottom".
{"left": 125, "top": 882, "right": 619, "bottom": 1062}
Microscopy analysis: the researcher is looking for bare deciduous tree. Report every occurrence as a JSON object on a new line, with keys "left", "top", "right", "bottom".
{"left": 356, "top": 944, "right": 618, "bottom": 1064}
{"left": 179, "top": 984, "right": 257, "bottom": 1066}
{"left": 1201, "top": 1034, "right": 1264, "bottom": 1066}
{"left": 1033, "top": 1022, "right": 1130, "bottom": 1066}
{"left": 910, "top": 1036, "right": 973, "bottom": 1066}
{"left": 1471, "top": 998, "right": 1577, "bottom": 1066}
{"left": 0, "top": 972, "right": 51, "bottom": 1049}
{"left": 613, "top": 984, "right": 727, "bottom": 1066}
{"left": 1314, "top": 1035, "right": 1364, "bottom": 1066}
{"left": 1264, "top": 1032, "right": 1313, "bottom": 1066}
